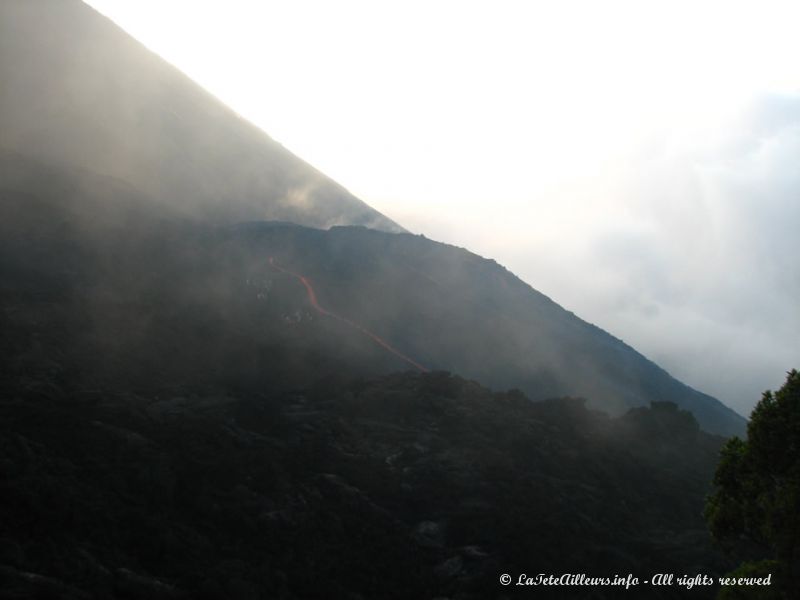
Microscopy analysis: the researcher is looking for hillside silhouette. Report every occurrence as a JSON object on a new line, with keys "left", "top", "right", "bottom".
{"left": 0, "top": 0, "right": 402, "bottom": 233}
{"left": 0, "top": 153, "right": 744, "bottom": 434}
{"left": 0, "top": 2, "right": 755, "bottom": 598}
{"left": 0, "top": 366, "right": 731, "bottom": 599}
{"left": 0, "top": 0, "right": 745, "bottom": 434}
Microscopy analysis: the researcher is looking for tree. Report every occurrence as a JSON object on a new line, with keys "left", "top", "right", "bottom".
{"left": 705, "top": 369, "right": 800, "bottom": 598}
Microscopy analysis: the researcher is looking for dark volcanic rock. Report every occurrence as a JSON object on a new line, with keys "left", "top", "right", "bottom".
{"left": 0, "top": 371, "right": 731, "bottom": 599}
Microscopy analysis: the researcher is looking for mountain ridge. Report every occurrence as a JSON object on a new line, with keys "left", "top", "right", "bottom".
{"left": 0, "top": 0, "right": 746, "bottom": 436}
{"left": 0, "top": 3, "right": 759, "bottom": 597}
{"left": 0, "top": 154, "right": 746, "bottom": 435}
{"left": 236, "top": 220, "right": 746, "bottom": 435}
{"left": 0, "top": 0, "right": 403, "bottom": 233}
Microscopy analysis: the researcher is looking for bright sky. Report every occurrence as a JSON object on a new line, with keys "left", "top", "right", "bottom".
{"left": 84, "top": 0, "right": 800, "bottom": 415}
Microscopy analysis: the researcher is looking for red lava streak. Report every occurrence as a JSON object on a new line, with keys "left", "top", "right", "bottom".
{"left": 269, "top": 257, "right": 428, "bottom": 372}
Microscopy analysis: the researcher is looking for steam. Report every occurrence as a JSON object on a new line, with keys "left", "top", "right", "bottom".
{"left": 408, "top": 94, "right": 800, "bottom": 416}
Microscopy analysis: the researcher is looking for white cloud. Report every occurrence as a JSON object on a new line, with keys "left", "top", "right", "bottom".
{"left": 502, "top": 96, "right": 800, "bottom": 415}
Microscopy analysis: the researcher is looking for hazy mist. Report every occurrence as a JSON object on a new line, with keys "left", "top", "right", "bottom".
{"left": 2, "top": 3, "right": 795, "bottom": 596}
{"left": 405, "top": 95, "right": 800, "bottom": 416}
{"left": 81, "top": 1, "right": 799, "bottom": 416}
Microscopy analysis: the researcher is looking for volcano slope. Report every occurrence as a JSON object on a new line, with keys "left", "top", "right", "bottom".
{"left": 1, "top": 155, "right": 743, "bottom": 435}
{"left": 0, "top": 133, "right": 747, "bottom": 600}
{"left": 0, "top": 0, "right": 743, "bottom": 435}
{"left": 0, "top": 0, "right": 402, "bottom": 233}
{"left": 0, "top": 2, "right": 748, "bottom": 596}
{"left": 236, "top": 222, "right": 746, "bottom": 437}
{"left": 1, "top": 365, "right": 731, "bottom": 600}
{"left": 1, "top": 155, "right": 744, "bottom": 437}
{"left": 0, "top": 157, "right": 745, "bottom": 597}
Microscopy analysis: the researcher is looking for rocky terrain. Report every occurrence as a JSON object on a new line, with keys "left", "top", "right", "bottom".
{"left": 0, "top": 371, "right": 730, "bottom": 599}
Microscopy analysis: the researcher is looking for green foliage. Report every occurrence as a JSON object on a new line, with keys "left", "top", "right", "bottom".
{"left": 623, "top": 400, "right": 701, "bottom": 438}
{"left": 705, "top": 370, "right": 800, "bottom": 597}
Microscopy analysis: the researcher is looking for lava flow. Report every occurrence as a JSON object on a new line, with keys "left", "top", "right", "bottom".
{"left": 269, "top": 257, "right": 428, "bottom": 372}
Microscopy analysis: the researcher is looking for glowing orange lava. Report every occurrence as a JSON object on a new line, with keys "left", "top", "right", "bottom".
{"left": 269, "top": 257, "right": 428, "bottom": 372}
